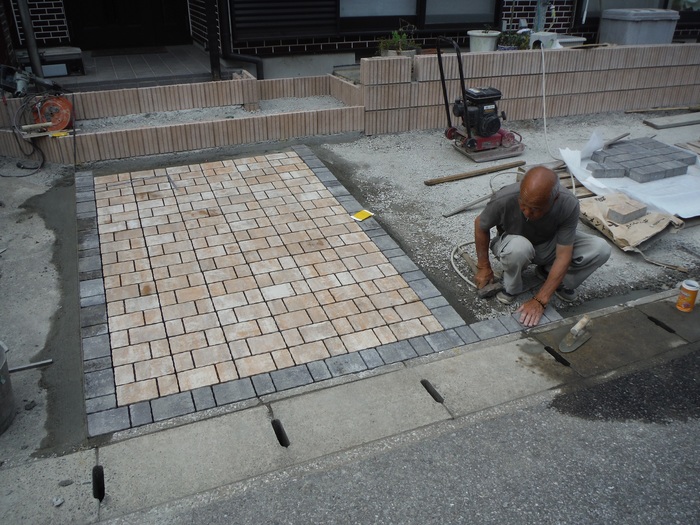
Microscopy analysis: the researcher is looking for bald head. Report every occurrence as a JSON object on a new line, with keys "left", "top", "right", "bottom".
{"left": 518, "top": 166, "right": 560, "bottom": 221}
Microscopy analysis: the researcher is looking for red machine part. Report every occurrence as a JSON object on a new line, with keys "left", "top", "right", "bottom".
{"left": 497, "top": 128, "right": 516, "bottom": 147}
{"left": 32, "top": 96, "right": 73, "bottom": 131}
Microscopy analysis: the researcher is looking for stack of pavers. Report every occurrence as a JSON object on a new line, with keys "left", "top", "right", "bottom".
{"left": 586, "top": 137, "right": 698, "bottom": 183}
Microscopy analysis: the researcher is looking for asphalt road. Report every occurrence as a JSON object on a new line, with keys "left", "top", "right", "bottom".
{"left": 107, "top": 343, "right": 700, "bottom": 525}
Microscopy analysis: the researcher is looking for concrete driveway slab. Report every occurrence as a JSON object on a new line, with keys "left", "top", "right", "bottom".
{"left": 269, "top": 368, "right": 451, "bottom": 460}
{"left": 0, "top": 449, "right": 97, "bottom": 525}
{"left": 409, "top": 337, "right": 579, "bottom": 418}
{"left": 97, "top": 405, "right": 283, "bottom": 520}
{"left": 532, "top": 309, "right": 688, "bottom": 377}
{"left": 636, "top": 298, "right": 700, "bottom": 343}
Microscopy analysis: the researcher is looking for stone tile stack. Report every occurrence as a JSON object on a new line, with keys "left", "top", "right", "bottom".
{"left": 586, "top": 137, "right": 697, "bottom": 183}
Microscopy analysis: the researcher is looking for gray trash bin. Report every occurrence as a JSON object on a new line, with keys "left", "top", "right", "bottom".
{"left": 599, "top": 9, "right": 679, "bottom": 45}
{"left": 0, "top": 342, "right": 16, "bottom": 435}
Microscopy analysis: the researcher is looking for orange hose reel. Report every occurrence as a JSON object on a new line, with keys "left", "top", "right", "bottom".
{"left": 31, "top": 95, "right": 73, "bottom": 131}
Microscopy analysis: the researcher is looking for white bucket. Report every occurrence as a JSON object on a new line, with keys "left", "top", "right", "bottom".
{"left": 467, "top": 30, "right": 500, "bottom": 52}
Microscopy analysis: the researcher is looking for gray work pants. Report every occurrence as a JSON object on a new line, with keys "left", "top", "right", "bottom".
{"left": 490, "top": 231, "right": 611, "bottom": 295}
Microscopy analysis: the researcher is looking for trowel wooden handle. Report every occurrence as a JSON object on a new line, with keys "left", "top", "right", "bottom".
{"left": 570, "top": 315, "right": 590, "bottom": 336}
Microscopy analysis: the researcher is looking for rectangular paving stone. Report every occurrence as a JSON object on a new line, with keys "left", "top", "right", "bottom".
{"left": 326, "top": 352, "right": 368, "bottom": 377}
{"left": 85, "top": 368, "right": 115, "bottom": 398}
{"left": 252, "top": 374, "right": 276, "bottom": 396}
{"left": 83, "top": 356, "right": 113, "bottom": 373}
{"left": 471, "top": 318, "right": 509, "bottom": 340}
{"left": 76, "top": 190, "right": 95, "bottom": 203}
{"left": 376, "top": 340, "right": 417, "bottom": 364}
{"left": 213, "top": 378, "right": 256, "bottom": 406}
{"left": 76, "top": 201, "right": 97, "bottom": 215}
{"left": 306, "top": 360, "right": 332, "bottom": 381}
{"left": 329, "top": 186, "right": 352, "bottom": 199}
{"left": 411, "top": 278, "right": 442, "bottom": 300}
{"left": 80, "top": 278, "right": 105, "bottom": 298}
{"left": 360, "top": 348, "right": 384, "bottom": 369}
{"left": 192, "top": 386, "right": 216, "bottom": 411}
{"left": 425, "top": 329, "right": 466, "bottom": 352}
{"left": 389, "top": 255, "right": 419, "bottom": 273}
{"left": 151, "top": 392, "right": 195, "bottom": 422}
{"left": 371, "top": 234, "right": 400, "bottom": 251}
{"left": 78, "top": 255, "right": 103, "bottom": 274}
{"left": 401, "top": 269, "right": 427, "bottom": 283}
{"left": 78, "top": 232, "right": 99, "bottom": 250}
{"left": 83, "top": 333, "right": 112, "bottom": 360}
{"left": 454, "top": 324, "right": 480, "bottom": 344}
{"left": 430, "top": 304, "right": 465, "bottom": 330}
{"left": 409, "top": 336, "right": 435, "bottom": 356}
{"left": 85, "top": 394, "right": 117, "bottom": 414}
{"left": 80, "top": 304, "right": 107, "bottom": 328}
{"left": 130, "top": 401, "right": 154, "bottom": 426}
{"left": 499, "top": 314, "right": 526, "bottom": 333}
{"left": 270, "top": 365, "right": 313, "bottom": 391}
{"left": 422, "top": 295, "right": 449, "bottom": 309}
{"left": 81, "top": 322, "right": 108, "bottom": 339}
{"left": 80, "top": 293, "right": 106, "bottom": 308}
{"left": 87, "top": 407, "right": 131, "bottom": 437}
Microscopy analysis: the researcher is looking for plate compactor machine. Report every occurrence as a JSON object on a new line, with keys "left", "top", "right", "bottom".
{"left": 436, "top": 37, "right": 524, "bottom": 162}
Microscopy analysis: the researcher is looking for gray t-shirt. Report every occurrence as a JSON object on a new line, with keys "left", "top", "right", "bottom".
{"left": 478, "top": 182, "right": 579, "bottom": 246}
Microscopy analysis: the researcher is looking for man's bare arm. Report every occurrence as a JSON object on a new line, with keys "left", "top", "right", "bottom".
{"left": 473, "top": 215, "right": 494, "bottom": 288}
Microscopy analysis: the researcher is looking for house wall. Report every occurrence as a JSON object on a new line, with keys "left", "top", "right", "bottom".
{"left": 8, "top": 0, "right": 70, "bottom": 46}
{"left": 1, "top": 44, "right": 697, "bottom": 165}
{"left": 3, "top": 1, "right": 697, "bottom": 54}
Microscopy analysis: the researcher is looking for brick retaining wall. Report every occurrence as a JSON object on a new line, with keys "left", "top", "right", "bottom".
{"left": 1, "top": 44, "right": 698, "bottom": 164}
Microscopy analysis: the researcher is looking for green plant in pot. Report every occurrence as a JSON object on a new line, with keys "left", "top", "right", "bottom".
{"left": 497, "top": 31, "right": 530, "bottom": 51}
{"left": 379, "top": 30, "right": 420, "bottom": 56}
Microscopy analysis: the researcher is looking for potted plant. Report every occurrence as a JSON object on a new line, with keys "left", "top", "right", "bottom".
{"left": 378, "top": 30, "right": 421, "bottom": 57}
{"left": 467, "top": 25, "right": 501, "bottom": 52}
{"left": 497, "top": 31, "right": 530, "bottom": 51}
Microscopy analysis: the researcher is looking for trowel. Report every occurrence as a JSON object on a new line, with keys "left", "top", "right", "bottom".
{"left": 558, "top": 315, "right": 591, "bottom": 353}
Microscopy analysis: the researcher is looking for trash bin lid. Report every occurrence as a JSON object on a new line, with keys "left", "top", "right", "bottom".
{"left": 601, "top": 8, "right": 680, "bottom": 21}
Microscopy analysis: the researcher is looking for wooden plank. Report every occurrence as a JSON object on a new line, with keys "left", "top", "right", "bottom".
{"left": 424, "top": 160, "right": 526, "bottom": 186}
{"left": 643, "top": 112, "right": 700, "bottom": 129}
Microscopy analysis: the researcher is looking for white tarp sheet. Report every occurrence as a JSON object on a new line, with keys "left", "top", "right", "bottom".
{"left": 560, "top": 132, "right": 700, "bottom": 219}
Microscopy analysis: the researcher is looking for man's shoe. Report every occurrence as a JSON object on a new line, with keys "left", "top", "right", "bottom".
{"left": 496, "top": 291, "right": 517, "bottom": 305}
{"left": 536, "top": 266, "right": 578, "bottom": 302}
{"left": 555, "top": 286, "right": 578, "bottom": 302}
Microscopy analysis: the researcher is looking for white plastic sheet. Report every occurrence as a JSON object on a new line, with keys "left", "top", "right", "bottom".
{"left": 560, "top": 132, "right": 700, "bottom": 219}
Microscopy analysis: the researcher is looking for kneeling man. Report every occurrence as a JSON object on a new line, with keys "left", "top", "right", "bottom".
{"left": 474, "top": 166, "right": 611, "bottom": 327}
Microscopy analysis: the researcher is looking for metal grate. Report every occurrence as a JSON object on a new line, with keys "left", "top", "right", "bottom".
{"left": 231, "top": 0, "right": 338, "bottom": 40}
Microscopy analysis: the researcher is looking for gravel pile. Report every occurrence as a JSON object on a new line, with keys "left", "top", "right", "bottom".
{"left": 314, "top": 112, "right": 700, "bottom": 322}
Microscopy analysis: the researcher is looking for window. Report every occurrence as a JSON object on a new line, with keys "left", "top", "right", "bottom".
{"left": 425, "top": 0, "right": 496, "bottom": 25}
{"left": 340, "top": 0, "right": 417, "bottom": 18}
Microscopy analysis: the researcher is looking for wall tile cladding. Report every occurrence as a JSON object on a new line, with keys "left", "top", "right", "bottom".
{"left": 364, "top": 44, "right": 700, "bottom": 133}
{"left": 10, "top": 0, "right": 69, "bottom": 45}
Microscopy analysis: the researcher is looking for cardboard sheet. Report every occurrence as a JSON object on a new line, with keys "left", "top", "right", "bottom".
{"left": 578, "top": 193, "right": 683, "bottom": 251}
{"left": 560, "top": 132, "right": 700, "bottom": 219}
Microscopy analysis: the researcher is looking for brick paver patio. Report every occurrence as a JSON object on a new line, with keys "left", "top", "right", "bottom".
{"left": 77, "top": 145, "right": 561, "bottom": 436}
